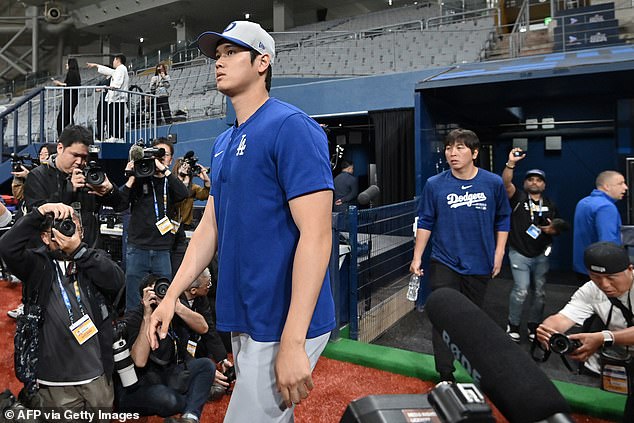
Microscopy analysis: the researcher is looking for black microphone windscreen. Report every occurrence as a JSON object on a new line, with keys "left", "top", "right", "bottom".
{"left": 426, "top": 288, "right": 572, "bottom": 423}
{"left": 129, "top": 145, "right": 144, "bottom": 162}
{"left": 357, "top": 185, "right": 380, "bottom": 206}
{"left": 184, "top": 150, "right": 195, "bottom": 159}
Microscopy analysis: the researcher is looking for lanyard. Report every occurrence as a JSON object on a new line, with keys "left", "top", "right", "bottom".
{"left": 55, "top": 261, "right": 86, "bottom": 324}
{"left": 151, "top": 178, "right": 168, "bottom": 220}
{"left": 528, "top": 197, "right": 543, "bottom": 223}
{"left": 606, "top": 288, "right": 633, "bottom": 328}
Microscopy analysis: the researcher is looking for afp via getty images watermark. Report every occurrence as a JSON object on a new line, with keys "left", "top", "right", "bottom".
{"left": 4, "top": 407, "right": 140, "bottom": 422}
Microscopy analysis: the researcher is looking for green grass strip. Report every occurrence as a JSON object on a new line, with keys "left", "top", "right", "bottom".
{"left": 324, "top": 337, "right": 625, "bottom": 420}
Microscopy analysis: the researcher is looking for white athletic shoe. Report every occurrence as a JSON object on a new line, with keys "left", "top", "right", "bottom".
{"left": 7, "top": 303, "right": 24, "bottom": 319}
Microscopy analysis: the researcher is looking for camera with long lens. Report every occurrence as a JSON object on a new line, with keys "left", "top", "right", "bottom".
{"left": 129, "top": 140, "right": 167, "bottom": 179}
{"left": 154, "top": 277, "right": 171, "bottom": 299}
{"left": 112, "top": 321, "right": 138, "bottom": 388}
{"left": 83, "top": 146, "right": 106, "bottom": 186}
{"left": 549, "top": 333, "right": 582, "bottom": 355}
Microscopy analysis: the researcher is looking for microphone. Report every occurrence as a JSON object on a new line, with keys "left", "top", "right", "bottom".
{"left": 129, "top": 144, "right": 144, "bottom": 162}
{"left": 426, "top": 288, "right": 573, "bottom": 423}
{"left": 357, "top": 185, "right": 380, "bottom": 206}
{"left": 184, "top": 150, "right": 195, "bottom": 159}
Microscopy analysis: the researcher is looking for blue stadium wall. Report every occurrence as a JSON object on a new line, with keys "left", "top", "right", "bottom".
{"left": 154, "top": 48, "right": 634, "bottom": 273}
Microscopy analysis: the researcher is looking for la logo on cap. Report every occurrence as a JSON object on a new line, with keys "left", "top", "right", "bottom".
{"left": 590, "top": 265, "right": 606, "bottom": 273}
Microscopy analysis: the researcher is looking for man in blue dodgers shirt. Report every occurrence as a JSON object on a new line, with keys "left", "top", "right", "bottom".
{"left": 148, "top": 21, "right": 335, "bottom": 423}
{"left": 410, "top": 128, "right": 511, "bottom": 383}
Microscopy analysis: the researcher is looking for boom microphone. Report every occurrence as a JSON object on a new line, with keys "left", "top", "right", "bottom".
{"left": 426, "top": 288, "right": 573, "bottom": 423}
{"left": 357, "top": 185, "right": 380, "bottom": 206}
{"left": 129, "top": 144, "right": 144, "bottom": 162}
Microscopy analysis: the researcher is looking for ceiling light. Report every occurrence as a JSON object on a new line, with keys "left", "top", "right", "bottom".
{"left": 139, "top": 37, "right": 144, "bottom": 43}
{"left": 245, "top": 12, "right": 250, "bottom": 19}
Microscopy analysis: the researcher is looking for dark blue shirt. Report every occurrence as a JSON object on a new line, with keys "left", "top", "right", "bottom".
{"left": 210, "top": 98, "right": 335, "bottom": 342}
{"left": 417, "top": 169, "right": 511, "bottom": 275}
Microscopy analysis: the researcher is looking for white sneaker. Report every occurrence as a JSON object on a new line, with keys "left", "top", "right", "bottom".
{"left": 7, "top": 303, "right": 24, "bottom": 319}
{"left": 506, "top": 323, "right": 521, "bottom": 343}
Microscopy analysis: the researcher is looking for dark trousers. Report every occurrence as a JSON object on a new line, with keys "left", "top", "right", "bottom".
{"left": 429, "top": 260, "right": 489, "bottom": 376}
{"left": 107, "top": 102, "right": 126, "bottom": 139}
{"left": 116, "top": 357, "right": 214, "bottom": 418}
{"left": 156, "top": 96, "right": 172, "bottom": 125}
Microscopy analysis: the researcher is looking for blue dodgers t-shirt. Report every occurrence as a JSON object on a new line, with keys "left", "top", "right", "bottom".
{"left": 417, "top": 169, "right": 511, "bottom": 275}
{"left": 210, "top": 98, "right": 336, "bottom": 342}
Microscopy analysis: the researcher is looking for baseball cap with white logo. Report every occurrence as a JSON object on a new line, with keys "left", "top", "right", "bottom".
{"left": 584, "top": 241, "right": 631, "bottom": 274}
{"left": 196, "top": 21, "right": 275, "bottom": 64}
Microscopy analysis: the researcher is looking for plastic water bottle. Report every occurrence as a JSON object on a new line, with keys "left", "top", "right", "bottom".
{"left": 406, "top": 274, "right": 420, "bottom": 302}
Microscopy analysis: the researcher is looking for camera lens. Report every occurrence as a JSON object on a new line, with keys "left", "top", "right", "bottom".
{"left": 134, "top": 158, "right": 155, "bottom": 178}
{"left": 113, "top": 338, "right": 138, "bottom": 387}
{"left": 53, "top": 218, "right": 76, "bottom": 237}
{"left": 549, "top": 333, "right": 580, "bottom": 355}
{"left": 154, "top": 278, "right": 171, "bottom": 299}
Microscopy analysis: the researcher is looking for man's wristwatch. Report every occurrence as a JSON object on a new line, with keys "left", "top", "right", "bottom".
{"left": 602, "top": 330, "right": 615, "bottom": 347}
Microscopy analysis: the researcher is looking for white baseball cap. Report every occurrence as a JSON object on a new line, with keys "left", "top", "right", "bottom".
{"left": 197, "top": 21, "right": 275, "bottom": 64}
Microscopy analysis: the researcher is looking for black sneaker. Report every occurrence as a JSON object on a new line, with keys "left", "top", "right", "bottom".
{"left": 506, "top": 322, "right": 521, "bottom": 343}
{"left": 527, "top": 322, "right": 539, "bottom": 343}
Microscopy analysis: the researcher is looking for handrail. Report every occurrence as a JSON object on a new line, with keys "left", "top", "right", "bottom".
{"left": 509, "top": 0, "right": 531, "bottom": 58}
{"left": 0, "top": 87, "right": 44, "bottom": 119}
{"left": 426, "top": 7, "right": 498, "bottom": 29}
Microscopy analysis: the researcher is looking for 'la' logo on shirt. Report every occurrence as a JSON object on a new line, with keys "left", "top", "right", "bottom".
{"left": 236, "top": 134, "right": 247, "bottom": 156}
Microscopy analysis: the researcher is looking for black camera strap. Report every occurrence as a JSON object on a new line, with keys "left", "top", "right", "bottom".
{"left": 607, "top": 295, "right": 634, "bottom": 328}
{"left": 530, "top": 338, "right": 578, "bottom": 373}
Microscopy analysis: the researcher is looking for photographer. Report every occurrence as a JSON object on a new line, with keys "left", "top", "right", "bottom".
{"left": 23, "top": 126, "right": 121, "bottom": 248}
{"left": 10, "top": 145, "right": 55, "bottom": 205}
{"left": 183, "top": 268, "right": 234, "bottom": 400}
{"left": 502, "top": 149, "right": 562, "bottom": 343}
{"left": 116, "top": 274, "right": 214, "bottom": 423}
{"left": 0, "top": 202, "right": 124, "bottom": 419}
{"left": 171, "top": 155, "right": 210, "bottom": 276}
{"left": 537, "top": 241, "right": 634, "bottom": 421}
{"left": 117, "top": 137, "right": 188, "bottom": 310}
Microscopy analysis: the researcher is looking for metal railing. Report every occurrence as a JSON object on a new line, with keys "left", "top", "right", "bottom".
{"left": 509, "top": 0, "right": 531, "bottom": 58}
{"left": 342, "top": 200, "right": 417, "bottom": 342}
{"left": 0, "top": 86, "right": 158, "bottom": 154}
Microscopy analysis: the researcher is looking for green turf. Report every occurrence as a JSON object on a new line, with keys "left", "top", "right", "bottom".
{"left": 324, "top": 336, "right": 625, "bottom": 421}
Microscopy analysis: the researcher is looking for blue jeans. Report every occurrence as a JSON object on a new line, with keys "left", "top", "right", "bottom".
{"left": 116, "top": 358, "right": 214, "bottom": 418}
{"left": 507, "top": 248, "right": 549, "bottom": 326}
{"left": 125, "top": 244, "right": 172, "bottom": 311}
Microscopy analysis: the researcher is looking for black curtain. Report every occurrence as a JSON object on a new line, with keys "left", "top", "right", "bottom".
{"left": 371, "top": 109, "right": 415, "bottom": 205}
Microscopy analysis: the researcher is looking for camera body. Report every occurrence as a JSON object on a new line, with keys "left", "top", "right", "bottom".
{"left": 154, "top": 277, "right": 171, "bottom": 299}
{"left": 133, "top": 147, "right": 166, "bottom": 178}
{"left": 184, "top": 154, "right": 202, "bottom": 176}
{"left": 549, "top": 333, "right": 581, "bottom": 355}
{"left": 10, "top": 153, "right": 39, "bottom": 172}
{"left": 112, "top": 321, "right": 138, "bottom": 387}
{"left": 52, "top": 217, "right": 76, "bottom": 237}
{"left": 83, "top": 160, "right": 106, "bottom": 186}
{"left": 83, "top": 146, "right": 106, "bottom": 186}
